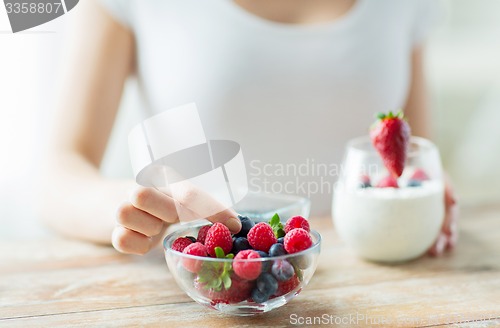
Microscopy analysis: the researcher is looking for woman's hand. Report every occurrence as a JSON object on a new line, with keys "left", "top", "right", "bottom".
{"left": 428, "top": 177, "right": 459, "bottom": 256}
{"left": 112, "top": 186, "right": 242, "bottom": 255}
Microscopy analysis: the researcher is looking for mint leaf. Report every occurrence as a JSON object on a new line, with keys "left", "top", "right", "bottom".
{"left": 269, "top": 213, "right": 285, "bottom": 238}
{"left": 222, "top": 272, "right": 232, "bottom": 290}
{"left": 269, "top": 213, "right": 280, "bottom": 226}
{"left": 214, "top": 247, "right": 225, "bottom": 258}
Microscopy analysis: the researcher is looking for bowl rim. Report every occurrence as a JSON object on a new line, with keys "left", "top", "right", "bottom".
{"left": 163, "top": 223, "right": 321, "bottom": 262}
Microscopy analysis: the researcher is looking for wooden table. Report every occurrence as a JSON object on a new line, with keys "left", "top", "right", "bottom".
{"left": 1, "top": 204, "right": 500, "bottom": 327}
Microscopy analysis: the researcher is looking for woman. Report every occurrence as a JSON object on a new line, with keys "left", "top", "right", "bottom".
{"left": 38, "top": 0, "right": 457, "bottom": 255}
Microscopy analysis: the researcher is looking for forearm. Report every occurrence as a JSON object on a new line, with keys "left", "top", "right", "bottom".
{"left": 404, "top": 45, "right": 432, "bottom": 139}
{"left": 37, "top": 150, "right": 135, "bottom": 244}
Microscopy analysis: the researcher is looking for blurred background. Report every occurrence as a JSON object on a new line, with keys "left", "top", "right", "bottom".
{"left": 1, "top": 0, "right": 500, "bottom": 238}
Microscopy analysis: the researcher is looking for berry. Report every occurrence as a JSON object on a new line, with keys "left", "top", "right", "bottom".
{"left": 284, "top": 228, "right": 312, "bottom": 254}
{"left": 271, "top": 260, "right": 294, "bottom": 281}
{"left": 256, "top": 273, "right": 278, "bottom": 297}
{"left": 195, "top": 273, "right": 254, "bottom": 304}
{"left": 233, "top": 250, "right": 262, "bottom": 280}
{"left": 284, "top": 216, "right": 310, "bottom": 234}
{"left": 370, "top": 111, "right": 411, "bottom": 178}
{"left": 205, "top": 223, "right": 233, "bottom": 257}
{"left": 182, "top": 242, "right": 207, "bottom": 273}
{"left": 359, "top": 174, "right": 372, "bottom": 188}
{"left": 186, "top": 236, "right": 197, "bottom": 243}
{"left": 171, "top": 237, "right": 193, "bottom": 252}
{"left": 268, "top": 243, "right": 287, "bottom": 257}
{"left": 411, "top": 168, "right": 430, "bottom": 181}
{"left": 251, "top": 288, "right": 269, "bottom": 303}
{"left": 234, "top": 215, "right": 255, "bottom": 238}
{"left": 197, "top": 225, "right": 211, "bottom": 244}
{"left": 376, "top": 175, "right": 399, "bottom": 188}
{"left": 273, "top": 274, "right": 300, "bottom": 297}
{"left": 277, "top": 237, "right": 285, "bottom": 244}
{"left": 256, "top": 251, "right": 271, "bottom": 272}
{"left": 247, "top": 222, "right": 277, "bottom": 252}
{"left": 231, "top": 237, "right": 251, "bottom": 254}
{"left": 407, "top": 180, "right": 422, "bottom": 187}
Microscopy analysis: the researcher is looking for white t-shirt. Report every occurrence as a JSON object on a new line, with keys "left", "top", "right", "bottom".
{"left": 99, "top": 0, "right": 438, "bottom": 215}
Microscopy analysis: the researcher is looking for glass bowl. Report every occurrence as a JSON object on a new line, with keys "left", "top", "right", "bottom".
{"left": 163, "top": 223, "right": 321, "bottom": 316}
{"left": 233, "top": 191, "right": 311, "bottom": 221}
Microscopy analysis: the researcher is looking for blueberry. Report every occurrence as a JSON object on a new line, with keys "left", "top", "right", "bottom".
{"left": 407, "top": 179, "right": 422, "bottom": 187}
{"left": 256, "top": 251, "right": 271, "bottom": 272}
{"left": 235, "top": 215, "right": 255, "bottom": 238}
{"left": 271, "top": 260, "right": 294, "bottom": 281}
{"left": 251, "top": 288, "right": 269, "bottom": 303}
{"left": 359, "top": 181, "right": 372, "bottom": 188}
{"left": 185, "top": 236, "right": 197, "bottom": 243}
{"left": 277, "top": 237, "right": 285, "bottom": 244}
{"left": 256, "top": 272, "right": 278, "bottom": 297}
{"left": 231, "top": 237, "right": 251, "bottom": 254}
{"left": 359, "top": 175, "right": 372, "bottom": 188}
{"left": 269, "top": 243, "right": 287, "bottom": 257}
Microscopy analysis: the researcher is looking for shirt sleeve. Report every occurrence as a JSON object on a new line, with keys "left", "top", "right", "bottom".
{"left": 98, "top": 0, "right": 133, "bottom": 29}
{"left": 411, "top": 0, "right": 444, "bottom": 47}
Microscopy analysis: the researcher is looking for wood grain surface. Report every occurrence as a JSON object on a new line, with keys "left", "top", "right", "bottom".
{"left": 1, "top": 204, "right": 499, "bottom": 327}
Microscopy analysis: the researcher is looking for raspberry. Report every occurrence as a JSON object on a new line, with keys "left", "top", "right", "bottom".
{"left": 247, "top": 222, "right": 277, "bottom": 253}
{"left": 284, "top": 216, "right": 310, "bottom": 234}
{"left": 359, "top": 174, "right": 372, "bottom": 188}
{"left": 376, "top": 175, "right": 398, "bottom": 188}
{"left": 233, "top": 250, "right": 262, "bottom": 280}
{"left": 410, "top": 168, "right": 429, "bottom": 181}
{"left": 205, "top": 223, "right": 233, "bottom": 257}
{"left": 182, "top": 242, "right": 207, "bottom": 273}
{"left": 284, "top": 228, "right": 312, "bottom": 254}
{"left": 171, "top": 237, "right": 193, "bottom": 252}
{"left": 197, "top": 225, "right": 211, "bottom": 244}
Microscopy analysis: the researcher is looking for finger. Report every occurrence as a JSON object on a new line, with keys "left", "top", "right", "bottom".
{"left": 444, "top": 174, "right": 457, "bottom": 209}
{"left": 446, "top": 223, "right": 459, "bottom": 250}
{"left": 129, "top": 187, "right": 179, "bottom": 223}
{"left": 170, "top": 181, "right": 241, "bottom": 233}
{"left": 205, "top": 207, "right": 241, "bottom": 234}
{"left": 443, "top": 202, "right": 459, "bottom": 235}
{"left": 428, "top": 233, "right": 447, "bottom": 257}
{"left": 112, "top": 225, "right": 153, "bottom": 255}
{"left": 116, "top": 202, "right": 165, "bottom": 237}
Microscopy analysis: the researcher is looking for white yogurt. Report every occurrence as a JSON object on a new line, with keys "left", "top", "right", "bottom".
{"left": 333, "top": 180, "right": 445, "bottom": 262}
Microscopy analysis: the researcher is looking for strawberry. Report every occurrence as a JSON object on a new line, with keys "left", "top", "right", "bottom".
{"left": 195, "top": 273, "right": 254, "bottom": 305}
{"left": 370, "top": 111, "right": 411, "bottom": 178}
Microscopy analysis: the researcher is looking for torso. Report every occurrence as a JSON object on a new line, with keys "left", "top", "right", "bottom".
{"left": 232, "top": 0, "right": 357, "bottom": 25}
{"left": 102, "top": 0, "right": 433, "bottom": 214}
